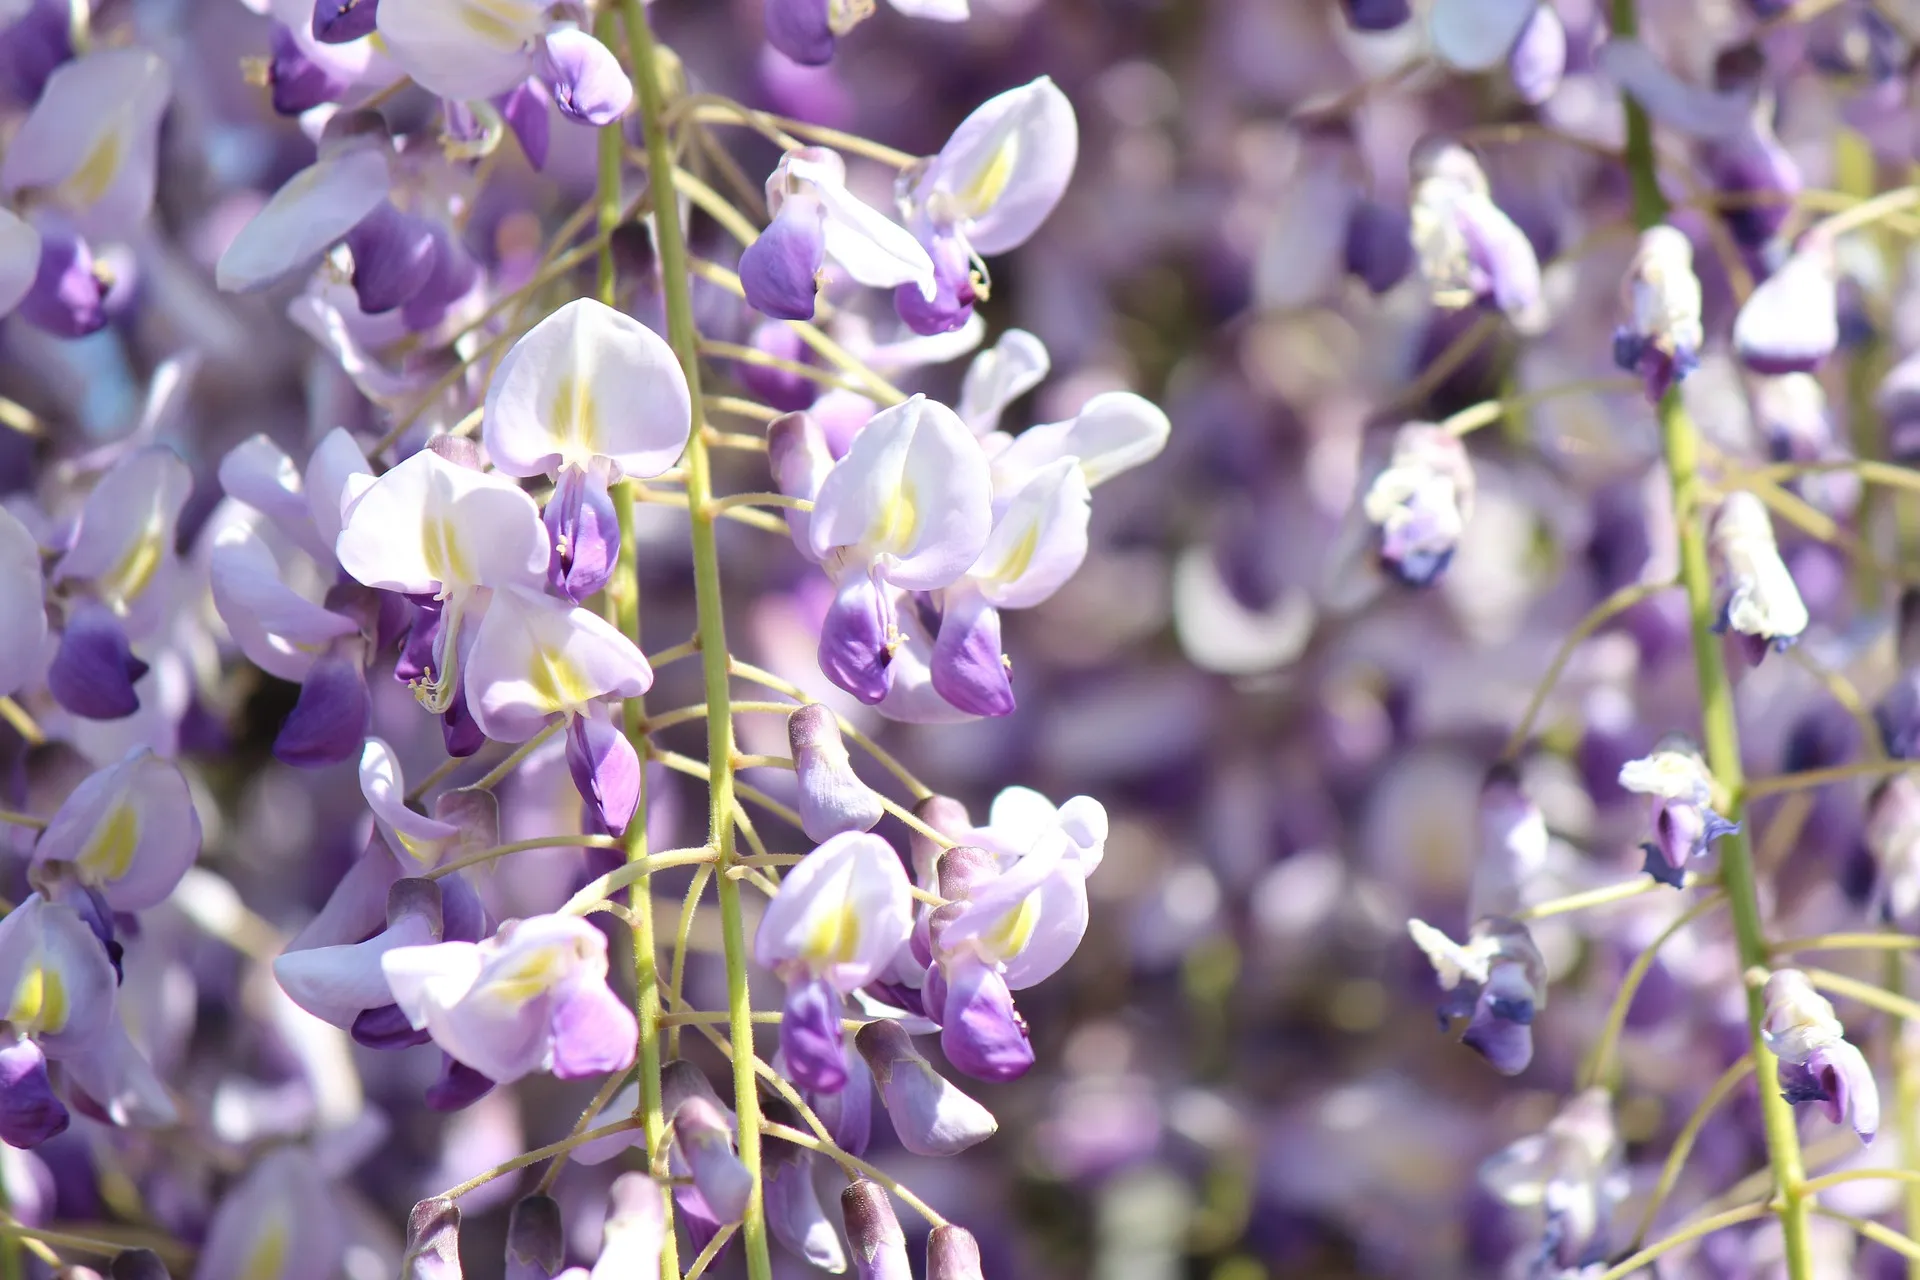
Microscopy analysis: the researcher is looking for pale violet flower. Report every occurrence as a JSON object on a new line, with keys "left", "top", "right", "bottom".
{"left": 739, "top": 147, "right": 936, "bottom": 322}
{"left": 891, "top": 77, "right": 1078, "bottom": 335}
{"left": 1480, "top": 1088, "right": 1627, "bottom": 1273}
{"left": 191, "top": 1147, "right": 342, "bottom": 1280}
{"left": 0, "top": 48, "right": 171, "bottom": 242}
{"left": 483, "top": 298, "right": 692, "bottom": 603}
{"left": 1734, "top": 239, "right": 1840, "bottom": 375}
{"left": 375, "top": 0, "right": 631, "bottom": 122}
{"left": 1407, "top": 915, "right": 1547, "bottom": 1076}
{"left": 1711, "top": 490, "right": 1808, "bottom": 662}
{"left": 788, "top": 704, "right": 885, "bottom": 843}
{"left": 30, "top": 749, "right": 200, "bottom": 912}
{"left": 957, "top": 328, "right": 1050, "bottom": 438}
{"left": 1613, "top": 225, "right": 1704, "bottom": 403}
{"left": 754, "top": 831, "right": 913, "bottom": 1093}
{"left": 1618, "top": 740, "right": 1739, "bottom": 887}
{"left": 1761, "top": 969, "right": 1880, "bottom": 1144}
{"left": 1409, "top": 139, "right": 1545, "bottom": 332}
{"left": 381, "top": 912, "right": 638, "bottom": 1086}
{"left": 1361, "top": 423, "right": 1475, "bottom": 589}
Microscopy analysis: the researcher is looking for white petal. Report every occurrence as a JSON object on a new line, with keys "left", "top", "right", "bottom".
{"left": 885, "top": 0, "right": 968, "bottom": 18}
{"left": 968, "top": 458, "right": 1089, "bottom": 608}
{"left": 0, "top": 48, "right": 171, "bottom": 238}
{"left": 919, "top": 77, "right": 1077, "bottom": 257}
{"left": 484, "top": 298, "right": 691, "bottom": 478}
{"left": 0, "top": 506, "right": 47, "bottom": 698}
{"left": 957, "top": 328, "right": 1049, "bottom": 436}
{"left": 465, "top": 584, "right": 653, "bottom": 741}
{"left": 1407, "top": 918, "right": 1488, "bottom": 988}
{"left": 219, "top": 435, "right": 332, "bottom": 561}
{"left": 53, "top": 445, "right": 191, "bottom": 622}
{"left": 0, "top": 209, "right": 41, "bottom": 318}
{"left": 990, "top": 391, "right": 1170, "bottom": 493}
{"left": 376, "top": 0, "right": 543, "bottom": 102}
{"left": 216, "top": 145, "right": 393, "bottom": 294}
{"left": 754, "top": 831, "right": 912, "bottom": 989}
{"left": 304, "top": 428, "right": 374, "bottom": 550}
{"left": 359, "top": 738, "right": 461, "bottom": 866}
{"left": 335, "top": 447, "right": 548, "bottom": 595}
{"left": 788, "top": 153, "right": 937, "bottom": 295}
{"left": 209, "top": 523, "right": 359, "bottom": 681}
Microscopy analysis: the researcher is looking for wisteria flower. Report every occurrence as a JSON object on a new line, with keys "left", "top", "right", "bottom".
{"left": 1408, "top": 138, "right": 1545, "bottom": 332}
{"left": 764, "top": 0, "right": 968, "bottom": 66}
{"left": 1710, "top": 490, "right": 1808, "bottom": 662}
{"left": 1613, "top": 225, "right": 1703, "bottom": 403}
{"left": 30, "top": 748, "right": 199, "bottom": 912}
{"left": 1361, "top": 423, "right": 1474, "bottom": 588}
{"left": 1761, "top": 969, "right": 1880, "bottom": 1143}
{"left": 1618, "top": 741, "right": 1739, "bottom": 887}
{"left": 1480, "top": 1088, "right": 1627, "bottom": 1273}
{"left": 375, "top": 0, "right": 630, "bottom": 123}
{"left": 1407, "top": 914, "right": 1547, "bottom": 1076}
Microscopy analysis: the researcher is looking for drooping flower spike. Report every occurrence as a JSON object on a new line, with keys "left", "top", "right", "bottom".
{"left": 1761, "top": 969, "right": 1880, "bottom": 1144}
{"left": 1613, "top": 224, "right": 1704, "bottom": 404}
{"left": 483, "top": 297, "right": 693, "bottom": 603}
{"left": 891, "top": 77, "right": 1078, "bottom": 335}
{"left": 739, "top": 146, "right": 936, "bottom": 322}
{"left": 754, "top": 830, "right": 913, "bottom": 1091}
{"left": 1618, "top": 740, "right": 1740, "bottom": 887}
{"left": 1709, "top": 490, "right": 1808, "bottom": 663}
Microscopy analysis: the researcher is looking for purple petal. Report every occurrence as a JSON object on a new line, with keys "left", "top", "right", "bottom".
{"left": 268, "top": 24, "right": 350, "bottom": 115}
{"left": 425, "top": 1056, "right": 496, "bottom": 1111}
{"left": 779, "top": 975, "right": 848, "bottom": 1094}
{"left": 311, "top": 0, "right": 379, "bottom": 44}
{"left": 740, "top": 200, "right": 827, "bottom": 321}
{"left": 931, "top": 593, "right": 1014, "bottom": 717}
{"left": 819, "top": 574, "right": 894, "bottom": 704}
{"left": 893, "top": 230, "right": 975, "bottom": 336}
{"left": 937, "top": 958, "right": 1033, "bottom": 1082}
{"left": 927, "top": 1226, "right": 985, "bottom": 1280}
{"left": 499, "top": 82, "right": 551, "bottom": 171}
{"left": 442, "top": 674, "right": 486, "bottom": 758}
{"left": 1340, "top": 0, "right": 1410, "bottom": 30}
{"left": 547, "top": 978, "right": 638, "bottom": 1079}
{"left": 544, "top": 463, "right": 621, "bottom": 602}
{"left": 1344, "top": 199, "right": 1412, "bottom": 295}
{"left": 0, "top": 1040, "right": 68, "bottom": 1148}
{"left": 765, "top": 1148, "right": 845, "bottom": 1272}
{"left": 564, "top": 714, "right": 641, "bottom": 838}
{"left": 803, "top": 1042, "right": 872, "bottom": 1156}
{"left": 49, "top": 601, "right": 147, "bottom": 720}
{"left": 840, "top": 1181, "right": 911, "bottom": 1280}
{"left": 539, "top": 29, "right": 632, "bottom": 126}
{"left": 855, "top": 1020, "right": 996, "bottom": 1157}
{"left": 274, "top": 648, "right": 372, "bottom": 768}
{"left": 1460, "top": 964, "right": 1536, "bottom": 1076}
{"left": 735, "top": 321, "right": 819, "bottom": 413}
{"left": 765, "top": 0, "right": 835, "bottom": 65}
{"left": 351, "top": 1003, "right": 434, "bottom": 1050}
{"left": 1507, "top": 4, "right": 1566, "bottom": 106}
{"left": 0, "top": 1, "right": 72, "bottom": 104}
{"left": 17, "top": 222, "right": 105, "bottom": 338}
{"left": 345, "top": 203, "right": 439, "bottom": 315}
{"left": 400, "top": 226, "right": 480, "bottom": 333}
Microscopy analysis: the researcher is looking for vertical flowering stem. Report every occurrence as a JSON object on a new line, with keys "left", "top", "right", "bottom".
{"left": 620, "top": 4, "right": 773, "bottom": 1279}
{"left": 597, "top": 38, "right": 679, "bottom": 1272}
{"left": 1612, "top": 2, "right": 1811, "bottom": 1269}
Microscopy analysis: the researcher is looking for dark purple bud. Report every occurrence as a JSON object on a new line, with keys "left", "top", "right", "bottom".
{"left": 840, "top": 1181, "right": 911, "bottom": 1280}
{"left": 274, "top": 647, "right": 371, "bottom": 767}
{"left": 426, "top": 1056, "right": 495, "bottom": 1111}
{"left": 312, "top": 0, "right": 379, "bottom": 44}
{"left": 926, "top": 1225, "right": 984, "bottom": 1280}
{"left": 538, "top": 28, "right": 632, "bottom": 126}
{"left": 351, "top": 1003, "right": 433, "bottom": 1050}
{"left": 1344, "top": 199, "right": 1412, "bottom": 295}
{"left": 1339, "top": 0, "right": 1409, "bottom": 31}
{"left": 397, "top": 596, "right": 442, "bottom": 684}
{"left": 1459, "top": 963, "right": 1537, "bottom": 1076}
{"left": 345, "top": 203, "right": 439, "bottom": 315}
{"left": 938, "top": 958, "right": 1033, "bottom": 1082}
{"left": 931, "top": 593, "right": 1013, "bottom": 717}
{"left": 790, "top": 704, "right": 883, "bottom": 842}
{"left": 18, "top": 223, "right": 106, "bottom": 338}
{"left": 1705, "top": 129, "right": 1803, "bottom": 251}
{"left": 740, "top": 200, "right": 827, "bottom": 321}
{"left": 498, "top": 81, "right": 551, "bottom": 171}
{"left": 735, "top": 321, "right": 819, "bottom": 413}
{"left": 780, "top": 975, "right": 848, "bottom": 1093}
{"left": 855, "top": 1019, "right": 997, "bottom": 1157}
{"left": 505, "top": 1196, "right": 563, "bottom": 1280}
{"left": 401, "top": 227, "right": 480, "bottom": 333}
{"left": 544, "top": 462, "right": 621, "bottom": 602}
{"left": 108, "top": 1250, "right": 168, "bottom": 1280}
{"left": 268, "top": 24, "right": 350, "bottom": 115}
{"left": 894, "top": 231, "right": 975, "bottom": 337}
{"left": 49, "top": 602, "right": 147, "bottom": 720}
{"left": 819, "top": 575, "right": 894, "bottom": 704}
{"left": 442, "top": 675, "right": 486, "bottom": 758}
{"left": 0, "top": 1040, "right": 68, "bottom": 1148}
{"left": 404, "top": 1198, "right": 462, "bottom": 1280}
{"left": 565, "top": 713, "right": 641, "bottom": 836}
{"left": 765, "top": 0, "right": 835, "bottom": 65}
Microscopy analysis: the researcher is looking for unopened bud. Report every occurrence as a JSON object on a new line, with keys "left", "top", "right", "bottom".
{"left": 790, "top": 704, "right": 884, "bottom": 842}
{"left": 590, "top": 1174, "right": 667, "bottom": 1280}
{"left": 841, "top": 1181, "right": 911, "bottom": 1280}
{"left": 855, "top": 1020, "right": 997, "bottom": 1157}
{"left": 505, "top": 1196, "right": 563, "bottom": 1280}
{"left": 927, "top": 1225, "right": 984, "bottom": 1280}
{"left": 403, "top": 1198, "right": 462, "bottom": 1280}
{"left": 109, "top": 1250, "right": 169, "bottom": 1280}
{"left": 910, "top": 795, "right": 971, "bottom": 887}
{"left": 673, "top": 1095, "right": 752, "bottom": 1225}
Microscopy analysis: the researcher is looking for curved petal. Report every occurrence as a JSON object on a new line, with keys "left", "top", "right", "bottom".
{"left": 969, "top": 457, "right": 1089, "bottom": 608}
{"left": 0, "top": 895, "right": 118, "bottom": 1055}
{"left": 916, "top": 76, "right": 1077, "bottom": 257}
{"left": 956, "top": 328, "right": 1049, "bottom": 437}
{"left": 375, "top": 0, "right": 541, "bottom": 102}
{"left": 754, "top": 830, "right": 913, "bottom": 990}
{"left": 990, "top": 391, "right": 1170, "bottom": 494}
{"left": 305, "top": 427, "right": 374, "bottom": 550}
{"left": 216, "top": 143, "right": 392, "bottom": 293}
{"left": 0, "top": 506, "right": 48, "bottom": 698}
{"left": 335, "top": 446, "right": 548, "bottom": 595}
{"left": 785, "top": 151, "right": 936, "bottom": 295}
{"left": 191, "top": 1148, "right": 341, "bottom": 1280}
{"left": 465, "top": 584, "right": 653, "bottom": 741}
{"left": 32, "top": 749, "right": 200, "bottom": 912}
{"left": 53, "top": 445, "right": 191, "bottom": 622}
{"left": 360, "top": 738, "right": 462, "bottom": 866}
{"left": 484, "top": 298, "right": 691, "bottom": 479}
{"left": 0, "top": 209, "right": 42, "bottom": 318}
{"left": 0, "top": 48, "right": 171, "bottom": 238}
{"left": 274, "top": 907, "right": 438, "bottom": 1027}
{"left": 218, "top": 435, "right": 325, "bottom": 557}
{"left": 209, "top": 524, "right": 359, "bottom": 682}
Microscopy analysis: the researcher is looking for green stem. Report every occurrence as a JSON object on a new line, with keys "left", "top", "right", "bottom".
{"left": 599, "top": 31, "right": 677, "bottom": 1278}
{"left": 1890, "top": 952, "right": 1920, "bottom": 1280}
{"left": 620, "top": 6, "right": 771, "bottom": 1277}
{"left": 1611, "top": 0, "right": 1813, "bottom": 1263}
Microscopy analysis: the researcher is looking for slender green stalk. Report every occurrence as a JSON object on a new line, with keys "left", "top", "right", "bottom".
{"left": 620, "top": 6, "right": 772, "bottom": 1277}
{"left": 1890, "top": 952, "right": 1920, "bottom": 1280}
{"left": 1594, "top": 1202, "right": 1771, "bottom": 1280}
{"left": 1611, "top": 1, "right": 1812, "bottom": 1266}
{"left": 1630, "top": 1056, "right": 1756, "bottom": 1249}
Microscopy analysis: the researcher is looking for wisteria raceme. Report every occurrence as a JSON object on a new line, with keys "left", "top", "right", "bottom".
{"left": 14, "top": 0, "right": 1920, "bottom": 1276}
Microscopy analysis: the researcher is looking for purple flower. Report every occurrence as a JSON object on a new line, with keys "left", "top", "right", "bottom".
{"left": 1619, "top": 742, "right": 1740, "bottom": 887}
{"left": 1762, "top": 969, "right": 1880, "bottom": 1143}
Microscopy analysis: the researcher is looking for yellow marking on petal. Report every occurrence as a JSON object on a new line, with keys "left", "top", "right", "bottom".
{"left": 238, "top": 1217, "right": 289, "bottom": 1280}
{"left": 62, "top": 122, "right": 125, "bottom": 211}
{"left": 78, "top": 802, "right": 140, "bottom": 884}
{"left": 869, "top": 481, "right": 920, "bottom": 552}
{"left": 982, "top": 889, "right": 1040, "bottom": 961}
{"left": 98, "top": 519, "right": 166, "bottom": 611}
{"left": 527, "top": 642, "right": 593, "bottom": 713}
{"left": 479, "top": 946, "right": 566, "bottom": 1005}
{"left": 983, "top": 519, "right": 1040, "bottom": 588}
{"left": 456, "top": 0, "right": 541, "bottom": 48}
{"left": 547, "top": 373, "right": 599, "bottom": 456}
{"left": 422, "top": 514, "right": 472, "bottom": 588}
{"left": 9, "top": 965, "right": 66, "bottom": 1035}
{"left": 803, "top": 900, "right": 862, "bottom": 968}
{"left": 958, "top": 134, "right": 1020, "bottom": 220}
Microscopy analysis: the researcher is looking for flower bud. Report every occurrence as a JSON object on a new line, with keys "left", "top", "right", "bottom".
{"left": 591, "top": 1174, "right": 666, "bottom": 1280}
{"left": 763, "top": 1111, "right": 847, "bottom": 1274}
{"left": 768, "top": 410, "right": 834, "bottom": 555}
{"left": 790, "top": 704, "right": 885, "bottom": 842}
{"left": 673, "top": 1095, "right": 753, "bottom": 1225}
{"left": 856, "top": 1019, "right": 997, "bottom": 1156}
{"left": 1761, "top": 969, "right": 1880, "bottom": 1143}
{"left": 1361, "top": 423, "right": 1474, "bottom": 588}
{"left": 1409, "top": 139, "right": 1544, "bottom": 331}
{"left": 1734, "top": 241, "right": 1839, "bottom": 374}
{"left": 274, "top": 644, "right": 372, "bottom": 768}
{"left": 505, "top": 1196, "right": 564, "bottom": 1280}
{"left": 108, "top": 1250, "right": 168, "bottom": 1280}
{"left": 566, "top": 712, "right": 641, "bottom": 836}
{"left": 926, "top": 1225, "right": 984, "bottom": 1280}
{"left": 841, "top": 1181, "right": 911, "bottom": 1280}
{"left": 0, "top": 1039, "right": 68, "bottom": 1148}
{"left": 1612, "top": 225, "right": 1702, "bottom": 403}
{"left": 404, "top": 1198, "right": 462, "bottom": 1280}
{"left": 1710, "top": 491, "right": 1808, "bottom": 663}
{"left": 1619, "top": 741, "right": 1740, "bottom": 886}
{"left": 1507, "top": 4, "right": 1565, "bottom": 105}
{"left": 1868, "top": 775, "right": 1920, "bottom": 928}
{"left": 911, "top": 795, "right": 973, "bottom": 888}
{"left": 1409, "top": 915, "right": 1547, "bottom": 1076}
